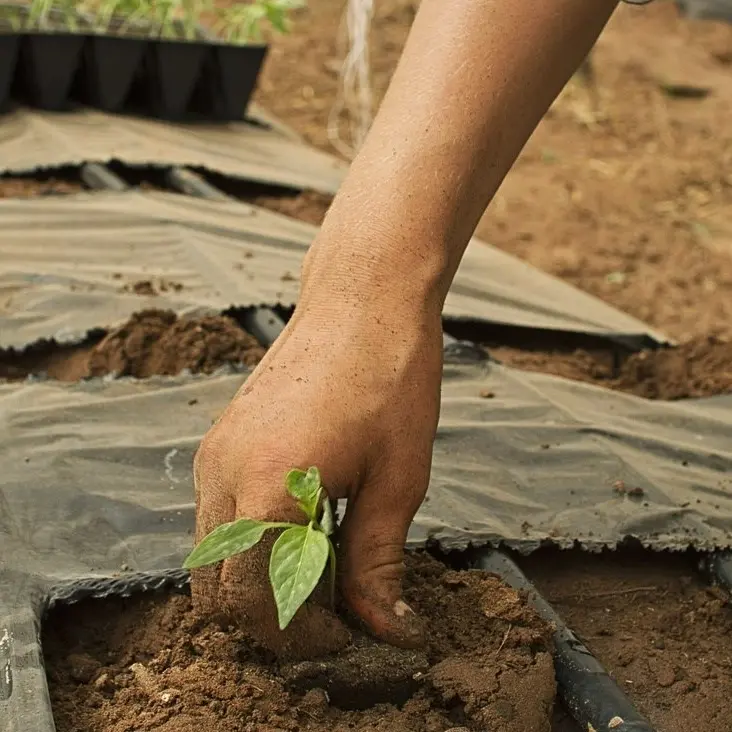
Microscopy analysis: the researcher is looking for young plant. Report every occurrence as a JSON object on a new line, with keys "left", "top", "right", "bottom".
{"left": 213, "top": 0, "right": 305, "bottom": 45}
{"left": 183, "top": 466, "right": 336, "bottom": 630}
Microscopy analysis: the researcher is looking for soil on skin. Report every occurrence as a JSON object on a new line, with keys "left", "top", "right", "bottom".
{"left": 521, "top": 547, "right": 732, "bottom": 732}
{"left": 44, "top": 554, "right": 557, "bottom": 732}
{"left": 0, "top": 310, "right": 265, "bottom": 382}
{"left": 0, "top": 173, "right": 83, "bottom": 198}
{"left": 490, "top": 335, "right": 732, "bottom": 399}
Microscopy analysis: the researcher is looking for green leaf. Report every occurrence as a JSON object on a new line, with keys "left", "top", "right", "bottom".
{"left": 269, "top": 524, "right": 329, "bottom": 630}
{"left": 184, "top": 518, "right": 286, "bottom": 569}
{"left": 285, "top": 466, "right": 323, "bottom": 521}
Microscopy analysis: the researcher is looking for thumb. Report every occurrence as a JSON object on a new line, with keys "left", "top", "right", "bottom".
{"left": 337, "top": 466, "right": 428, "bottom": 649}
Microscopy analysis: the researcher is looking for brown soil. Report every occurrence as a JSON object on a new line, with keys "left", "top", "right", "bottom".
{"left": 0, "top": 173, "right": 83, "bottom": 198}
{"left": 0, "top": 310, "right": 265, "bottom": 382}
{"left": 490, "top": 335, "right": 732, "bottom": 399}
{"left": 521, "top": 547, "right": 732, "bottom": 732}
{"left": 44, "top": 553, "right": 557, "bottom": 732}
{"left": 255, "top": 0, "right": 732, "bottom": 345}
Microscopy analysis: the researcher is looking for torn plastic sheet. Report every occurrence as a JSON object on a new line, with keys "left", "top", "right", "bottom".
{"left": 0, "top": 191, "right": 667, "bottom": 350}
{"left": 1, "top": 360, "right": 730, "bottom": 595}
{"left": 0, "top": 106, "right": 346, "bottom": 194}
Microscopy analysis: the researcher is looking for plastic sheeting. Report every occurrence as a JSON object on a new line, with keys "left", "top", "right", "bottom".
{"left": 2, "top": 358, "right": 732, "bottom": 731}
{"left": 0, "top": 190, "right": 667, "bottom": 350}
{"left": 0, "top": 106, "right": 346, "bottom": 194}
{"left": 2, "top": 360, "right": 731, "bottom": 588}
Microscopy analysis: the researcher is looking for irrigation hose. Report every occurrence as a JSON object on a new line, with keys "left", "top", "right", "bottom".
{"left": 473, "top": 549, "right": 656, "bottom": 732}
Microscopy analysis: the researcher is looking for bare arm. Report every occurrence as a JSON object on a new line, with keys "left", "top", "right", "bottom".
{"left": 302, "top": 0, "right": 619, "bottom": 316}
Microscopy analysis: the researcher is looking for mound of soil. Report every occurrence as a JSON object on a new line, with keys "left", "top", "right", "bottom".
{"left": 0, "top": 310, "right": 266, "bottom": 382}
{"left": 44, "top": 554, "right": 557, "bottom": 732}
{"left": 522, "top": 548, "right": 732, "bottom": 732}
{"left": 491, "top": 335, "right": 732, "bottom": 399}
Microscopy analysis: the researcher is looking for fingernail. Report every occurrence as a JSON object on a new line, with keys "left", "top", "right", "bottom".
{"left": 393, "top": 599, "right": 416, "bottom": 618}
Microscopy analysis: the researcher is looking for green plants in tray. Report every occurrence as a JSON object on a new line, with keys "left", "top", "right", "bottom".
{"left": 184, "top": 466, "right": 337, "bottom": 630}
{"left": 0, "top": 0, "right": 304, "bottom": 117}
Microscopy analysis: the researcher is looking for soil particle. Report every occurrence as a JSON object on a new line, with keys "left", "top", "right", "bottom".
{"left": 522, "top": 547, "right": 732, "bottom": 732}
{"left": 44, "top": 553, "right": 557, "bottom": 732}
{"left": 0, "top": 310, "right": 266, "bottom": 382}
{"left": 121, "top": 279, "right": 185, "bottom": 296}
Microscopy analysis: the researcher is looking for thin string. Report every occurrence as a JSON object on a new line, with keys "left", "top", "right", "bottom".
{"left": 327, "top": 0, "right": 375, "bottom": 159}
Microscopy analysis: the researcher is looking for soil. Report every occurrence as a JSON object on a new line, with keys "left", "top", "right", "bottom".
{"left": 521, "top": 547, "right": 732, "bottom": 732}
{"left": 0, "top": 172, "right": 84, "bottom": 198}
{"left": 0, "top": 310, "right": 266, "bottom": 382}
{"left": 490, "top": 335, "right": 732, "bottom": 399}
{"left": 44, "top": 553, "right": 558, "bottom": 732}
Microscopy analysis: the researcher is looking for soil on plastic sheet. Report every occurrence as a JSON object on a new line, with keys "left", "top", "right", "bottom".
{"left": 0, "top": 310, "right": 265, "bottom": 382}
{"left": 490, "top": 335, "right": 732, "bottom": 399}
{"left": 522, "top": 547, "right": 732, "bottom": 732}
{"left": 44, "top": 554, "right": 558, "bottom": 732}
{"left": 0, "top": 173, "right": 83, "bottom": 198}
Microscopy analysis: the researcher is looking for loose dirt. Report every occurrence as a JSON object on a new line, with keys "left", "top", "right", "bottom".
{"left": 44, "top": 553, "right": 557, "bottom": 732}
{"left": 0, "top": 310, "right": 265, "bottom": 382}
{"left": 490, "top": 335, "right": 732, "bottom": 399}
{"left": 522, "top": 547, "right": 732, "bottom": 732}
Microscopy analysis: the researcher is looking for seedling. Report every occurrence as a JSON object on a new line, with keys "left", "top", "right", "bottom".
{"left": 183, "top": 466, "right": 337, "bottom": 630}
{"left": 33, "top": 0, "right": 306, "bottom": 43}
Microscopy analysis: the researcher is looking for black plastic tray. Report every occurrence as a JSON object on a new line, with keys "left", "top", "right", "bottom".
{"left": 0, "top": 29, "right": 267, "bottom": 119}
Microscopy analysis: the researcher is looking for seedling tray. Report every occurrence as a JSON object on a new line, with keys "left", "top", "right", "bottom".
{"left": 0, "top": 7, "right": 267, "bottom": 119}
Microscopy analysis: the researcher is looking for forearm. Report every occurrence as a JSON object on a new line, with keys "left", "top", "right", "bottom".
{"left": 302, "top": 0, "right": 619, "bottom": 320}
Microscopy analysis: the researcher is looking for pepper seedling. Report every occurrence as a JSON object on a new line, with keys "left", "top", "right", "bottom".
{"left": 183, "top": 466, "right": 336, "bottom": 630}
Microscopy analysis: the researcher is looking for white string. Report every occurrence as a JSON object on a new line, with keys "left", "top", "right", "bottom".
{"left": 327, "top": 0, "right": 375, "bottom": 159}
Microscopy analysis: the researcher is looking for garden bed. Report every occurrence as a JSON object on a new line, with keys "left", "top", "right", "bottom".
{"left": 521, "top": 546, "right": 732, "bottom": 732}
{"left": 0, "top": 309, "right": 265, "bottom": 381}
{"left": 43, "top": 553, "right": 559, "bottom": 732}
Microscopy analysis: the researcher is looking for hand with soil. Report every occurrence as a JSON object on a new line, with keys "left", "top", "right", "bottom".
{"left": 192, "top": 295, "right": 443, "bottom": 659}
{"left": 193, "top": 0, "right": 619, "bottom": 658}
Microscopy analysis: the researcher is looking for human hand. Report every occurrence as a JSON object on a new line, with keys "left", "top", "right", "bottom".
{"left": 190, "top": 290, "right": 443, "bottom": 660}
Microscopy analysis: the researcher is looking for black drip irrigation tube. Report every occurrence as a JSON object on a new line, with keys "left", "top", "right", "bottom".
{"left": 473, "top": 549, "right": 656, "bottom": 732}
{"left": 702, "top": 550, "right": 732, "bottom": 594}
{"left": 80, "top": 162, "right": 128, "bottom": 191}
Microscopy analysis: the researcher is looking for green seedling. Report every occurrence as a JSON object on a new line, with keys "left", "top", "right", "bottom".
{"left": 183, "top": 466, "right": 337, "bottom": 631}
{"left": 30, "top": 0, "right": 304, "bottom": 42}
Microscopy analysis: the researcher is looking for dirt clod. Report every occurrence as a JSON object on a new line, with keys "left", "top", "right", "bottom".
{"left": 0, "top": 310, "right": 266, "bottom": 382}
{"left": 44, "top": 554, "right": 557, "bottom": 732}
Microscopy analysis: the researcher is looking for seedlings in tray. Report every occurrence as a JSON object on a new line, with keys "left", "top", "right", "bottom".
{"left": 212, "top": 0, "right": 305, "bottom": 45}
{"left": 28, "top": 0, "right": 305, "bottom": 43}
{"left": 184, "top": 466, "right": 337, "bottom": 630}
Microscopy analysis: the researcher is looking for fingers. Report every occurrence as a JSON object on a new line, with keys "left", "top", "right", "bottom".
{"left": 189, "top": 441, "right": 234, "bottom": 617}
{"left": 217, "top": 530, "right": 351, "bottom": 661}
{"left": 338, "top": 459, "right": 430, "bottom": 649}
